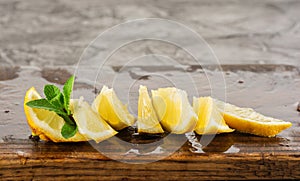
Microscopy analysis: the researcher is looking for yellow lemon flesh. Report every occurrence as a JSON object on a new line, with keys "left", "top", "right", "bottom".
{"left": 193, "top": 97, "right": 234, "bottom": 135}
{"left": 92, "top": 86, "right": 135, "bottom": 130}
{"left": 215, "top": 99, "right": 292, "bottom": 137}
{"left": 24, "top": 87, "right": 86, "bottom": 142}
{"left": 137, "top": 85, "right": 164, "bottom": 134}
{"left": 151, "top": 87, "right": 197, "bottom": 134}
{"left": 71, "top": 98, "right": 117, "bottom": 143}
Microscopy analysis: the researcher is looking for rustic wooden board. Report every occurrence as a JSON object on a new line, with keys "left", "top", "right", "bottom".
{"left": 0, "top": 64, "right": 300, "bottom": 180}
{"left": 1, "top": 137, "right": 300, "bottom": 180}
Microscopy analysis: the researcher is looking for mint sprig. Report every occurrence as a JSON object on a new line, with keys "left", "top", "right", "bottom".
{"left": 26, "top": 75, "right": 77, "bottom": 139}
{"left": 63, "top": 76, "right": 74, "bottom": 115}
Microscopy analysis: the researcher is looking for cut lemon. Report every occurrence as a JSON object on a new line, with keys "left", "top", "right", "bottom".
{"left": 24, "top": 87, "right": 86, "bottom": 142}
{"left": 137, "top": 85, "right": 164, "bottom": 134}
{"left": 215, "top": 99, "right": 292, "bottom": 137}
{"left": 193, "top": 97, "right": 234, "bottom": 134}
{"left": 151, "top": 87, "right": 197, "bottom": 134}
{"left": 92, "top": 86, "right": 135, "bottom": 130}
{"left": 71, "top": 98, "right": 117, "bottom": 143}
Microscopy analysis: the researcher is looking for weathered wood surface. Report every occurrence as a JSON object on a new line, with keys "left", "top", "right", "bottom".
{"left": 0, "top": 65, "right": 300, "bottom": 180}
{"left": 1, "top": 138, "right": 300, "bottom": 180}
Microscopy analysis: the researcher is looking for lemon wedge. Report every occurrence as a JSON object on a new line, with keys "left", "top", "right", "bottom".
{"left": 137, "top": 85, "right": 164, "bottom": 134}
{"left": 92, "top": 86, "right": 135, "bottom": 130}
{"left": 151, "top": 87, "right": 197, "bottom": 134}
{"left": 24, "top": 87, "right": 86, "bottom": 142}
{"left": 215, "top": 99, "right": 292, "bottom": 137}
{"left": 71, "top": 98, "right": 117, "bottom": 143}
{"left": 193, "top": 97, "right": 234, "bottom": 135}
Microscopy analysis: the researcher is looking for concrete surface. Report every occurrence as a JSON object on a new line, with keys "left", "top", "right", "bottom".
{"left": 0, "top": 0, "right": 300, "bottom": 67}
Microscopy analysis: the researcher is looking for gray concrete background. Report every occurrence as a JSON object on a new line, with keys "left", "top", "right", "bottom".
{"left": 0, "top": 0, "right": 300, "bottom": 67}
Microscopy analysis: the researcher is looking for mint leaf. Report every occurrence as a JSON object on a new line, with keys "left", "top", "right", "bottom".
{"left": 26, "top": 75, "right": 78, "bottom": 140}
{"left": 44, "top": 85, "right": 61, "bottom": 101}
{"left": 63, "top": 75, "right": 74, "bottom": 115}
{"left": 61, "top": 122, "right": 77, "bottom": 139}
{"left": 26, "top": 99, "right": 66, "bottom": 115}
{"left": 44, "top": 84, "right": 64, "bottom": 109}
{"left": 49, "top": 93, "right": 64, "bottom": 108}
{"left": 59, "top": 93, "right": 65, "bottom": 106}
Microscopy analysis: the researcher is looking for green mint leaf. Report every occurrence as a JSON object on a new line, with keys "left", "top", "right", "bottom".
{"left": 61, "top": 122, "right": 77, "bottom": 139}
{"left": 58, "top": 113, "right": 78, "bottom": 139}
{"left": 49, "top": 93, "right": 64, "bottom": 108}
{"left": 44, "top": 85, "right": 61, "bottom": 101}
{"left": 27, "top": 75, "right": 78, "bottom": 140}
{"left": 26, "top": 99, "right": 66, "bottom": 115}
{"left": 59, "top": 93, "right": 65, "bottom": 106}
{"left": 63, "top": 75, "right": 75, "bottom": 115}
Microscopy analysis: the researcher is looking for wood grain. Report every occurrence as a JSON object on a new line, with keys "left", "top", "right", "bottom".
{"left": 0, "top": 138, "right": 300, "bottom": 180}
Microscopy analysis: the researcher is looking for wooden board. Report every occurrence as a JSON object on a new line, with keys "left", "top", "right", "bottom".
{"left": 0, "top": 64, "right": 300, "bottom": 180}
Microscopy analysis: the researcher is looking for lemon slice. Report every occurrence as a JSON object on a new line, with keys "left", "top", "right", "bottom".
{"left": 215, "top": 99, "right": 292, "bottom": 137}
{"left": 92, "top": 86, "right": 135, "bottom": 130}
{"left": 151, "top": 87, "right": 197, "bottom": 134}
{"left": 24, "top": 87, "right": 86, "bottom": 142}
{"left": 32, "top": 132, "right": 50, "bottom": 141}
{"left": 137, "top": 85, "right": 164, "bottom": 134}
{"left": 71, "top": 98, "right": 117, "bottom": 143}
{"left": 193, "top": 97, "right": 234, "bottom": 134}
